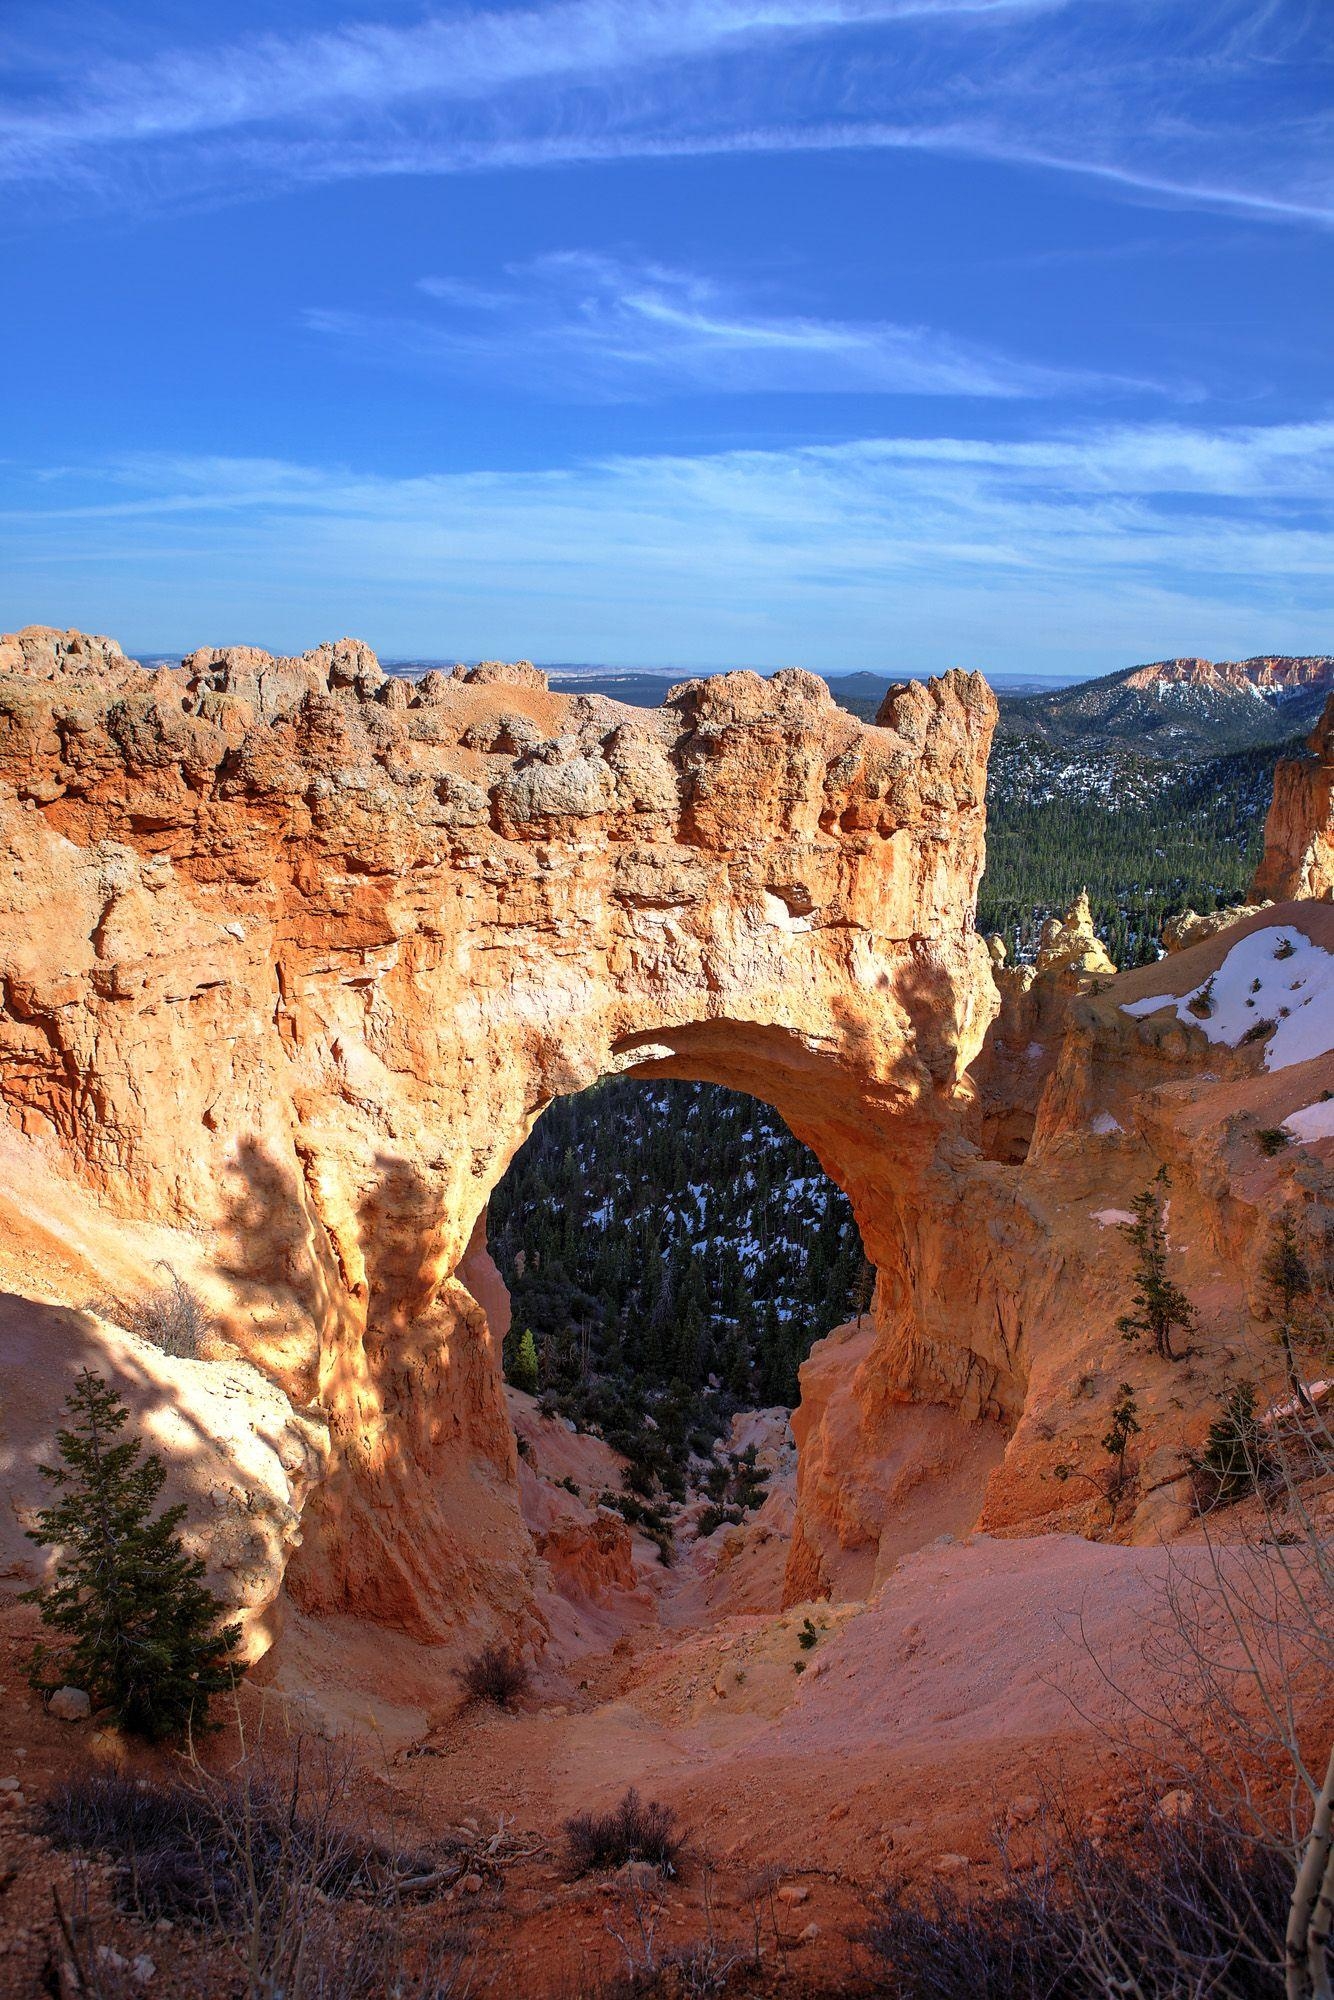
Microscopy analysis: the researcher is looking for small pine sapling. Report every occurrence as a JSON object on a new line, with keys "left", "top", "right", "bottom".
{"left": 1117, "top": 1171, "right": 1195, "bottom": 1362}
{"left": 1187, "top": 976, "right": 1216, "bottom": 1020}
{"left": 506, "top": 1327, "right": 540, "bottom": 1396}
{"left": 24, "top": 1371, "right": 241, "bottom": 1741}
{"left": 1101, "top": 1384, "right": 1141, "bottom": 1516}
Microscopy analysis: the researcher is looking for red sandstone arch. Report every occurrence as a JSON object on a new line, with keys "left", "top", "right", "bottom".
{"left": 0, "top": 627, "right": 1010, "bottom": 1640}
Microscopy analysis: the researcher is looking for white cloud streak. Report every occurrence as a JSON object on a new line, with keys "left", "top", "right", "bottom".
{"left": 0, "top": 0, "right": 1064, "bottom": 151}
{"left": 6, "top": 418, "right": 1331, "bottom": 670}
{"left": 0, "top": 0, "right": 1328, "bottom": 232}
{"left": 308, "top": 250, "right": 1155, "bottom": 400}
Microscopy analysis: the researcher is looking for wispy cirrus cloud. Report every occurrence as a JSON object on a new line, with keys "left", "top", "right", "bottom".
{"left": 305, "top": 250, "right": 1159, "bottom": 400}
{"left": 0, "top": 0, "right": 1329, "bottom": 232}
{"left": 0, "top": 0, "right": 1067, "bottom": 159}
{"left": 6, "top": 417, "right": 1331, "bottom": 671}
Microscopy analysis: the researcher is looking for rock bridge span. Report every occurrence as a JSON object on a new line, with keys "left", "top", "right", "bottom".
{"left": 0, "top": 628, "right": 1012, "bottom": 1637}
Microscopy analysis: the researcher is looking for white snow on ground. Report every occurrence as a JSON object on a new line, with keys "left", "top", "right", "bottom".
{"left": 1122, "top": 927, "right": 1334, "bottom": 1072}
{"left": 1283, "top": 1098, "right": 1334, "bottom": 1143}
{"left": 1092, "top": 1209, "right": 1136, "bottom": 1228}
{"left": 1090, "top": 1112, "right": 1123, "bottom": 1135}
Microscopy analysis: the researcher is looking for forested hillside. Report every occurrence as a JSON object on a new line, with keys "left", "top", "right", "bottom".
{"left": 488, "top": 1079, "right": 867, "bottom": 1509}
{"left": 980, "top": 736, "right": 1281, "bottom": 965}
{"left": 997, "top": 658, "right": 1331, "bottom": 759}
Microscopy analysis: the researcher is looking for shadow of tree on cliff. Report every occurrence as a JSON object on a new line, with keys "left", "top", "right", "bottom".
{"left": 211, "top": 1135, "right": 351, "bottom": 1400}
{"left": 350, "top": 1152, "right": 514, "bottom": 1474}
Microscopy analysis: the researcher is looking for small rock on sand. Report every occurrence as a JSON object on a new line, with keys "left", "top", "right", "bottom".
{"left": 48, "top": 1687, "right": 91, "bottom": 1721}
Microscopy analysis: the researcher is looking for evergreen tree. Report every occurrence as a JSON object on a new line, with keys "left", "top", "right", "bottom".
{"left": 1101, "top": 1383, "right": 1141, "bottom": 1515}
{"left": 24, "top": 1371, "right": 241, "bottom": 1741}
{"left": 849, "top": 1255, "right": 875, "bottom": 1318}
{"left": 1116, "top": 1171, "right": 1194, "bottom": 1361}
{"left": 507, "top": 1326, "right": 540, "bottom": 1395}
{"left": 1195, "top": 1382, "right": 1271, "bottom": 1507}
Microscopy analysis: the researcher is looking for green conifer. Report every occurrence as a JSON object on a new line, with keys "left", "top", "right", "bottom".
{"left": 507, "top": 1327, "right": 540, "bottom": 1395}
{"left": 1196, "top": 1382, "right": 1271, "bottom": 1507}
{"left": 1116, "top": 1170, "right": 1194, "bottom": 1362}
{"left": 24, "top": 1370, "right": 241, "bottom": 1741}
{"left": 1101, "top": 1383, "right": 1141, "bottom": 1514}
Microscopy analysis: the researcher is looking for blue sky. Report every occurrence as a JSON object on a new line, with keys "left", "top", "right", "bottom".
{"left": 1, "top": 0, "right": 1331, "bottom": 674}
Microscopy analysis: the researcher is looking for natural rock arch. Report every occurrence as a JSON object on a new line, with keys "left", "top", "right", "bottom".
{"left": 0, "top": 628, "right": 1011, "bottom": 1639}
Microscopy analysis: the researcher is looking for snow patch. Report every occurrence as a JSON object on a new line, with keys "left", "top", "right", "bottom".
{"left": 1122, "top": 928, "right": 1334, "bottom": 1072}
{"left": 1283, "top": 1098, "right": 1334, "bottom": 1144}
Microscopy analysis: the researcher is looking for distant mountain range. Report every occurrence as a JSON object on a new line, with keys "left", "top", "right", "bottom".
{"left": 534, "top": 664, "right": 1078, "bottom": 707}
{"left": 537, "top": 658, "right": 1334, "bottom": 758}
{"left": 996, "top": 655, "right": 1334, "bottom": 760}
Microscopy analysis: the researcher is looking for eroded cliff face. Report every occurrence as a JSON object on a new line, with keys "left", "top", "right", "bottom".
{"left": 7, "top": 627, "right": 1329, "bottom": 1650}
{"left": 1253, "top": 691, "right": 1334, "bottom": 903}
{"left": 0, "top": 627, "right": 1000, "bottom": 1641}
{"left": 783, "top": 883, "right": 1334, "bottom": 1602}
{"left": 1124, "top": 654, "right": 1334, "bottom": 696}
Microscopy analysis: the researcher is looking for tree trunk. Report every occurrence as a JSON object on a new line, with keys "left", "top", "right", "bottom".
{"left": 1289, "top": 1738, "right": 1334, "bottom": 2000}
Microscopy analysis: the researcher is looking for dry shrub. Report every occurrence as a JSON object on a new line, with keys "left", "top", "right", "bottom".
{"left": 865, "top": 1797, "right": 1291, "bottom": 1998}
{"left": 455, "top": 1641, "right": 531, "bottom": 1709}
{"left": 39, "top": 1741, "right": 472, "bottom": 1998}
{"left": 118, "top": 1267, "right": 213, "bottom": 1359}
{"left": 564, "top": 1789, "right": 684, "bottom": 1878}
{"left": 40, "top": 1759, "right": 450, "bottom": 1927}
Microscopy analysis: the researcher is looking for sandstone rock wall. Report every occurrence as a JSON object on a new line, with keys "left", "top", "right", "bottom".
{"left": 0, "top": 628, "right": 999, "bottom": 1640}
{"left": 1252, "top": 691, "right": 1334, "bottom": 903}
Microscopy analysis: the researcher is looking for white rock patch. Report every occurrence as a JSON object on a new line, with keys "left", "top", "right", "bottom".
{"left": 1122, "top": 927, "right": 1334, "bottom": 1072}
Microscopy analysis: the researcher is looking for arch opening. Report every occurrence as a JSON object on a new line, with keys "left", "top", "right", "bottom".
{"left": 486, "top": 1074, "right": 872, "bottom": 1575}
{"left": 288, "top": 1008, "right": 1025, "bottom": 1642}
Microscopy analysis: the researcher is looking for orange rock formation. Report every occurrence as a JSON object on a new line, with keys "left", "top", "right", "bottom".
{"left": 0, "top": 626, "right": 1001, "bottom": 1641}
{"left": 1, "top": 626, "right": 1330, "bottom": 1662}
{"left": 1124, "top": 653, "right": 1334, "bottom": 696}
{"left": 1253, "top": 690, "right": 1334, "bottom": 903}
